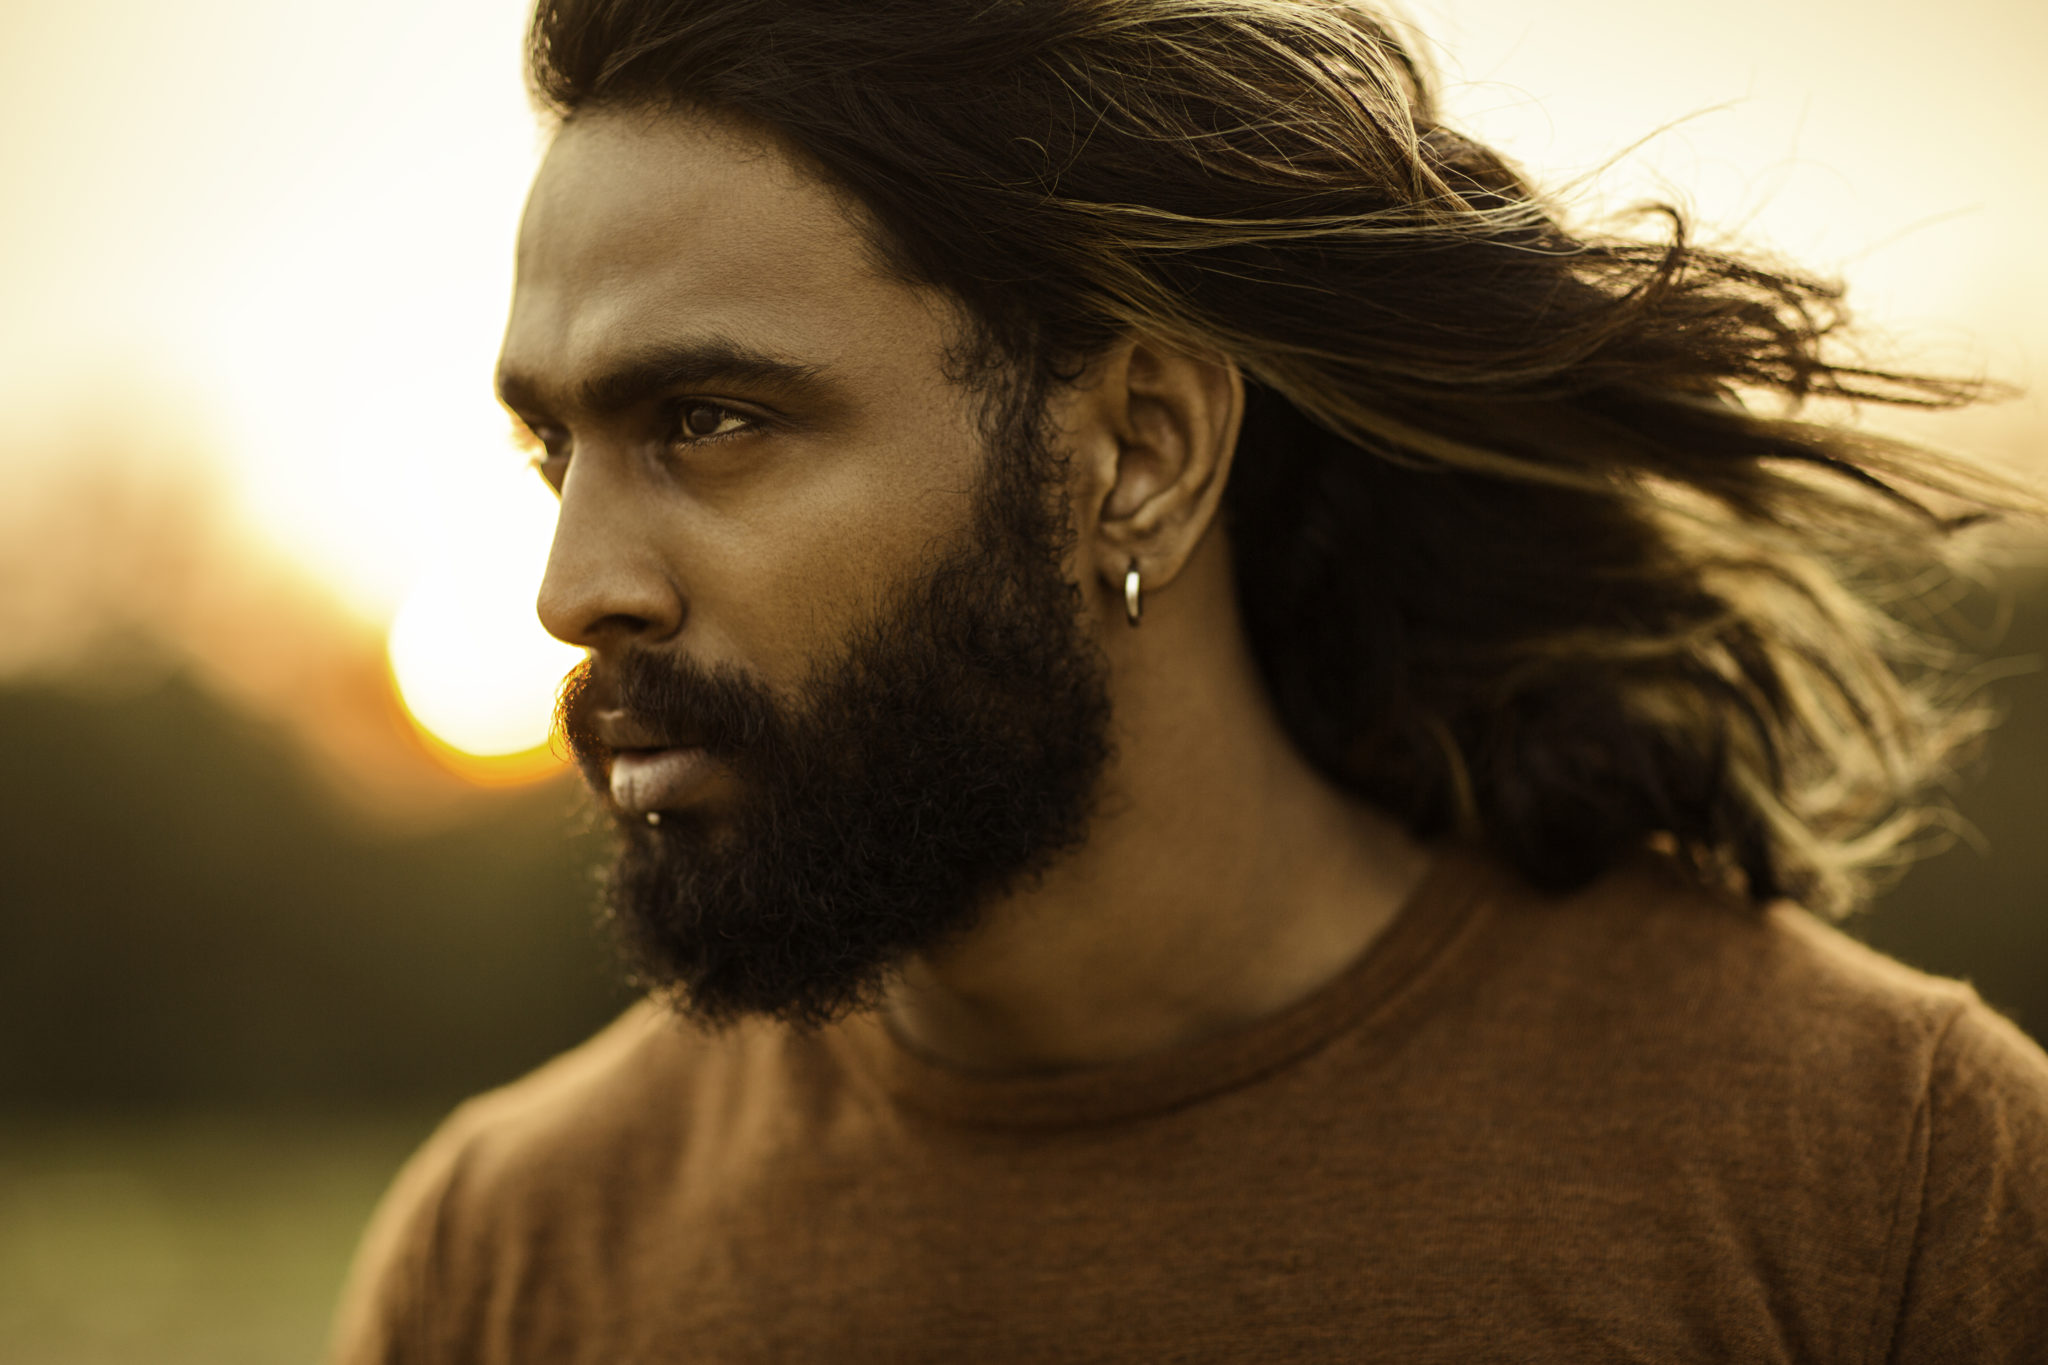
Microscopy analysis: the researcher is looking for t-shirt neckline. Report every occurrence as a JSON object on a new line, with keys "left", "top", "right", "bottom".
{"left": 829, "top": 845, "right": 1494, "bottom": 1130}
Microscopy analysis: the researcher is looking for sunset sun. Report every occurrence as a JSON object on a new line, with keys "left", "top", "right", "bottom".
{"left": 384, "top": 466, "right": 582, "bottom": 776}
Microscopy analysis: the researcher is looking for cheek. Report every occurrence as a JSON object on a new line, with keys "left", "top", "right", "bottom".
{"left": 697, "top": 425, "right": 987, "bottom": 685}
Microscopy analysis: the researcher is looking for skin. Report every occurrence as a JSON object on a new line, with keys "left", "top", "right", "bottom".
{"left": 500, "top": 105, "right": 1433, "bottom": 1076}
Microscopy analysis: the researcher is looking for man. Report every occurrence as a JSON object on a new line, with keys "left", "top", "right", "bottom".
{"left": 333, "top": 1, "right": 2048, "bottom": 1360}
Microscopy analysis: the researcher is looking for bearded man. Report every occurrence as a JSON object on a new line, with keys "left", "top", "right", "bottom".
{"left": 332, "top": 2, "right": 2048, "bottom": 1360}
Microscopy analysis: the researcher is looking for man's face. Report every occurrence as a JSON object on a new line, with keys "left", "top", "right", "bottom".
{"left": 499, "top": 107, "right": 1113, "bottom": 1028}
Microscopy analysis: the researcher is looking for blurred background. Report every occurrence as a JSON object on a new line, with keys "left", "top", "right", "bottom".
{"left": 1, "top": 0, "right": 2043, "bottom": 1360}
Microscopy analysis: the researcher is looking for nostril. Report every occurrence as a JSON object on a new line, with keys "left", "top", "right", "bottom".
{"left": 591, "top": 610, "right": 669, "bottom": 646}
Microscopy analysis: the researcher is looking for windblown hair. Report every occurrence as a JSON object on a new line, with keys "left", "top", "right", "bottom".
{"left": 529, "top": 0, "right": 2024, "bottom": 915}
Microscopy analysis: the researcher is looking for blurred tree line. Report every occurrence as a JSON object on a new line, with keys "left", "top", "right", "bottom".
{"left": 0, "top": 667, "right": 628, "bottom": 1112}
{"left": 0, "top": 580, "right": 2043, "bottom": 1116}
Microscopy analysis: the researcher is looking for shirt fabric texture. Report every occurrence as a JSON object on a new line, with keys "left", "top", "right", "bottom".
{"left": 330, "top": 848, "right": 2048, "bottom": 1363}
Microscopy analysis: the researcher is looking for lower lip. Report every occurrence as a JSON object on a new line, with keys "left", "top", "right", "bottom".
{"left": 609, "top": 747, "right": 716, "bottom": 814}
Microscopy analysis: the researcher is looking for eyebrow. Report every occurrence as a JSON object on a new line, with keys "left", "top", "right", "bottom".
{"left": 496, "top": 336, "right": 831, "bottom": 419}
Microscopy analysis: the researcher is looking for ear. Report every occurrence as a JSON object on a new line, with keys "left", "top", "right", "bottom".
{"left": 1063, "top": 336, "right": 1244, "bottom": 612}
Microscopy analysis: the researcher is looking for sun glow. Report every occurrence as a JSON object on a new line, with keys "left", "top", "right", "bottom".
{"left": 385, "top": 466, "right": 583, "bottom": 771}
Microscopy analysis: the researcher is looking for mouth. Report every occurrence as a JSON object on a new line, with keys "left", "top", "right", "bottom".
{"left": 608, "top": 745, "right": 717, "bottom": 815}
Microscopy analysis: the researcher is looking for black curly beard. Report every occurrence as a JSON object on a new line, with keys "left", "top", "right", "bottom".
{"left": 555, "top": 406, "right": 1113, "bottom": 1031}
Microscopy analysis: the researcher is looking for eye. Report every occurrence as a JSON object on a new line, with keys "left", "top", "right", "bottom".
{"left": 672, "top": 401, "right": 754, "bottom": 444}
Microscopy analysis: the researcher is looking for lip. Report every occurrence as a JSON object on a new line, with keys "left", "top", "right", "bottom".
{"left": 590, "top": 708, "right": 700, "bottom": 753}
{"left": 609, "top": 746, "right": 717, "bottom": 814}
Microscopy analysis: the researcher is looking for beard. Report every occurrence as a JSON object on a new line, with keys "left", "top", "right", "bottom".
{"left": 556, "top": 405, "right": 1114, "bottom": 1031}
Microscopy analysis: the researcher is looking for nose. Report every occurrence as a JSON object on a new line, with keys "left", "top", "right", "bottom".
{"left": 536, "top": 458, "right": 683, "bottom": 650}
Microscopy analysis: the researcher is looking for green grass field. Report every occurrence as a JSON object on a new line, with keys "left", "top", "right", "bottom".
{"left": 0, "top": 1112, "right": 439, "bottom": 1365}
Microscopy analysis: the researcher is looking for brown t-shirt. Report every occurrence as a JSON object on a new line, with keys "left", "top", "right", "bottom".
{"left": 330, "top": 850, "right": 2048, "bottom": 1363}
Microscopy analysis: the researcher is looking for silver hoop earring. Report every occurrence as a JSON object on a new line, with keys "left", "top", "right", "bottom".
{"left": 1123, "top": 559, "right": 1143, "bottom": 628}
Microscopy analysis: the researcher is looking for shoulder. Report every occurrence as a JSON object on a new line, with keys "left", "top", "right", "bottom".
{"left": 327, "top": 1001, "right": 786, "bottom": 1363}
{"left": 1446, "top": 849, "right": 2048, "bottom": 1213}
{"left": 412, "top": 998, "right": 756, "bottom": 1193}
{"left": 1470, "top": 852, "right": 2008, "bottom": 1082}
{"left": 1884, "top": 987, "right": 2048, "bottom": 1363}
{"left": 1465, "top": 853, "right": 2048, "bottom": 1359}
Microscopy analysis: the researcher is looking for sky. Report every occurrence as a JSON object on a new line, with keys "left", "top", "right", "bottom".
{"left": 3, "top": 0, "right": 2043, "bottom": 762}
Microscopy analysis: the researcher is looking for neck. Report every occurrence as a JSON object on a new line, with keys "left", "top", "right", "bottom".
{"left": 880, "top": 539, "right": 1432, "bottom": 1076}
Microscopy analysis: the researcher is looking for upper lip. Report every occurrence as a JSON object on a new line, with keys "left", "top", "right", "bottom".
{"left": 590, "top": 710, "right": 701, "bottom": 753}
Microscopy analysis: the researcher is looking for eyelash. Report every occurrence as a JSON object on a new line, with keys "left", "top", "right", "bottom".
{"left": 661, "top": 399, "right": 759, "bottom": 448}
{"left": 510, "top": 401, "right": 762, "bottom": 477}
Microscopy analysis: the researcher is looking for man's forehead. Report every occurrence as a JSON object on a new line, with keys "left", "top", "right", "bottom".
{"left": 520, "top": 108, "right": 828, "bottom": 252}
{"left": 502, "top": 107, "right": 899, "bottom": 402}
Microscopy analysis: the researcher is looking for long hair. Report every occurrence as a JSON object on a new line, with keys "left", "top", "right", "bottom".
{"left": 527, "top": 0, "right": 2027, "bottom": 915}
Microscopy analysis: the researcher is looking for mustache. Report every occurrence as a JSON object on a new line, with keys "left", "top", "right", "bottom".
{"left": 554, "top": 650, "right": 781, "bottom": 764}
